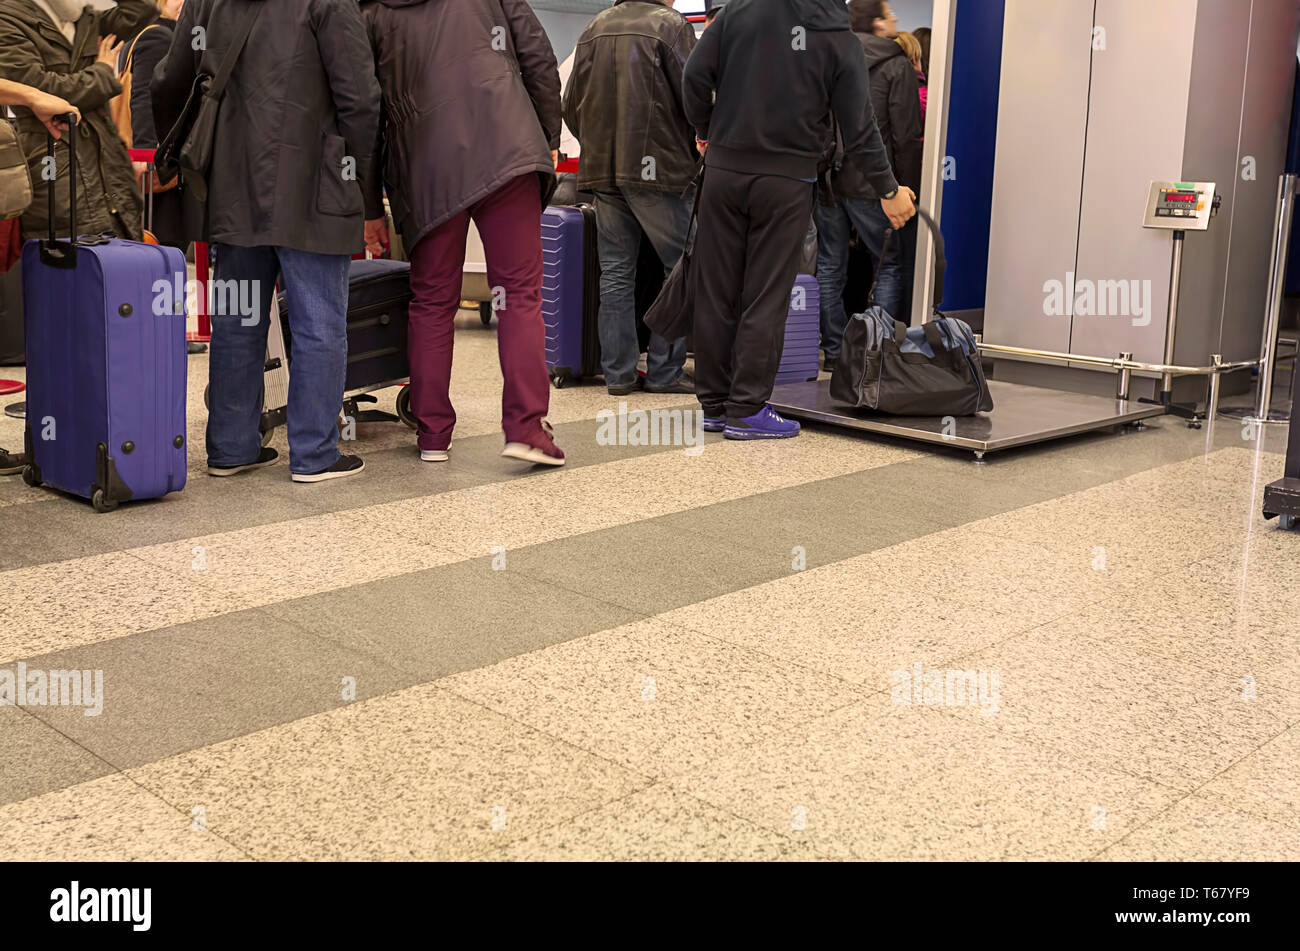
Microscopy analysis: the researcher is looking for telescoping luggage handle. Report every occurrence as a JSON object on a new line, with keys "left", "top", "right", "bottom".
{"left": 40, "top": 112, "right": 81, "bottom": 269}
{"left": 868, "top": 206, "right": 946, "bottom": 317}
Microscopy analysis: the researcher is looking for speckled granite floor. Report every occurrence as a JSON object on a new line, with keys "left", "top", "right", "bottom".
{"left": 1, "top": 314, "right": 1298, "bottom": 861}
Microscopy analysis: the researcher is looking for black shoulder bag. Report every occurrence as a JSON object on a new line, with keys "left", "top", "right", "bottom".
{"left": 156, "top": 6, "right": 263, "bottom": 205}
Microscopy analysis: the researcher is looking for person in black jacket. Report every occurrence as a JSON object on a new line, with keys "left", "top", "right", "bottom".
{"left": 360, "top": 0, "right": 566, "bottom": 467}
{"left": 563, "top": 0, "right": 698, "bottom": 397}
{"left": 152, "top": 0, "right": 381, "bottom": 483}
{"left": 682, "top": 0, "right": 915, "bottom": 440}
{"left": 124, "top": 0, "right": 183, "bottom": 248}
{"left": 816, "top": 0, "right": 923, "bottom": 371}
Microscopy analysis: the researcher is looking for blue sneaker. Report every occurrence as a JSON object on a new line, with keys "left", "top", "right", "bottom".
{"left": 724, "top": 405, "right": 801, "bottom": 440}
{"left": 702, "top": 415, "right": 725, "bottom": 433}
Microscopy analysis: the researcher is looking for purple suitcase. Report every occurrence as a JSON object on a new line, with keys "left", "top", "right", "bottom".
{"left": 20, "top": 121, "right": 188, "bottom": 512}
{"left": 541, "top": 205, "right": 600, "bottom": 387}
{"left": 774, "top": 274, "right": 822, "bottom": 385}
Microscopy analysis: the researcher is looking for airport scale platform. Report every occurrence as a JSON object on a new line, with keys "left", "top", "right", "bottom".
{"left": 769, "top": 378, "right": 1168, "bottom": 461}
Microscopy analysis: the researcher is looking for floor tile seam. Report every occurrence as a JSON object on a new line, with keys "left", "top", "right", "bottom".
{"left": 92, "top": 767, "right": 260, "bottom": 861}
{"left": 106, "top": 679, "right": 656, "bottom": 862}
{"left": 929, "top": 610, "right": 1300, "bottom": 732}
{"left": 418, "top": 682, "right": 664, "bottom": 861}
{"left": 1085, "top": 722, "right": 1300, "bottom": 859}
{"left": 1153, "top": 722, "right": 1300, "bottom": 828}
{"left": 469, "top": 783, "right": 677, "bottom": 862}
{"left": 7, "top": 703, "right": 257, "bottom": 859}
{"left": 663, "top": 613, "right": 890, "bottom": 695}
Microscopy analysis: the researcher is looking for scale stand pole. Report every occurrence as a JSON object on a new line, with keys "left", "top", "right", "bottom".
{"left": 1142, "top": 229, "right": 1201, "bottom": 426}
{"left": 1249, "top": 172, "right": 1297, "bottom": 425}
{"left": 1160, "top": 230, "right": 1184, "bottom": 403}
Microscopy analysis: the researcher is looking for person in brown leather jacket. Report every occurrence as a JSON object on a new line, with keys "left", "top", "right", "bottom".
{"left": 563, "top": 0, "right": 698, "bottom": 397}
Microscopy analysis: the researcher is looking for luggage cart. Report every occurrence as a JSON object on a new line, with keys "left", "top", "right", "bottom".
{"left": 202, "top": 275, "right": 418, "bottom": 446}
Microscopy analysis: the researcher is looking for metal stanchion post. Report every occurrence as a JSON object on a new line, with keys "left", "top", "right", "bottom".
{"left": 1207, "top": 353, "right": 1223, "bottom": 426}
{"left": 1251, "top": 172, "right": 1298, "bottom": 425}
{"left": 1115, "top": 352, "right": 1133, "bottom": 401}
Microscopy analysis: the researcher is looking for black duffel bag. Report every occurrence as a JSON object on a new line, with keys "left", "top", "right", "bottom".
{"left": 830, "top": 208, "right": 992, "bottom": 416}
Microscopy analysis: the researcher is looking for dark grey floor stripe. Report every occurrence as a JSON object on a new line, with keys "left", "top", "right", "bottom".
{"left": 1, "top": 415, "right": 1268, "bottom": 806}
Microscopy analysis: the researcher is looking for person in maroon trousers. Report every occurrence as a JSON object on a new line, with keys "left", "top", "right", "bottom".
{"left": 360, "top": 0, "right": 564, "bottom": 466}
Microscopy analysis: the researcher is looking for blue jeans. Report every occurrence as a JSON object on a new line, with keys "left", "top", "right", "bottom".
{"left": 207, "top": 244, "right": 350, "bottom": 474}
{"left": 815, "top": 197, "right": 903, "bottom": 358}
{"left": 593, "top": 185, "right": 691, "bottom": 388}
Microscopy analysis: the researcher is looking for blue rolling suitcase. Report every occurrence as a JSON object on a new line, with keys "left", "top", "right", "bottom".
{"left": 541, "top": 204, "right": 600, "bottom": 387}
{"left": 774, "top": 274, "right": 821, "bottom": 385}
{"left": 21, "top": 123, "right": 188, "bottom": 512}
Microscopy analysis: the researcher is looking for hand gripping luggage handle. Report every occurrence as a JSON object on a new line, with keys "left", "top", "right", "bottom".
{"left": 867, "top": 206, "right": 946, "bottom": 316}
{"left": 41, "top": 112, "right": 79, "bottom": 269}
{"left": 888, "top": 315, "right": 953, "bottom": 358}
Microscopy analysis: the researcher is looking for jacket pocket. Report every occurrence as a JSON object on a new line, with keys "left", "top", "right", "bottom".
{"left": 316, "top": 133, "right": 363, "bottom": 217}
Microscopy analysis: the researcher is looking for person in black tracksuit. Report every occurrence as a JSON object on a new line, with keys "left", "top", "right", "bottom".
{"left": 682, "top": 0, "right": 915, "bottom": 439}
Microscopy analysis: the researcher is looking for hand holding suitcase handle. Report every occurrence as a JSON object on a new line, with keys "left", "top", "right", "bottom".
{"left": 40, "top": 111, "right": 79, "bottom": 270}
{"left": 868, "top": 207, "right": 946, "bottom": 318}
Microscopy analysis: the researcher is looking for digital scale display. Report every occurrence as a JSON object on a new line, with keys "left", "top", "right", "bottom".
{"left": 1143, "top": 180, "right": 1215, "bottom": 231}
{"left": 1154, "top": 186, "right": 1203, "bottom": 217}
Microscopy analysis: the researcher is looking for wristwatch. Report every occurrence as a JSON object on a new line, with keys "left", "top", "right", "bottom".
{"left": 882, "top": 187, "right": 899, "bottom": 200}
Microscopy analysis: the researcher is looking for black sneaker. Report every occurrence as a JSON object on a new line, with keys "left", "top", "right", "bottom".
{"left": 207, "top": 447, "right": 279, "bottom": 477}
{"left": 291, "top": 453, "right": 365, "bottom": 483}
{"left": 822, "top": 353, "right": 838, "bottom": 374}
{"left": 645, "top": 375, "right": 695, "bottom": 394}
{"left": 607, "top": 380, "right": 643, "bottom": 396}
{"left": 0, "top": 448, "right": 24, "bottom": 476}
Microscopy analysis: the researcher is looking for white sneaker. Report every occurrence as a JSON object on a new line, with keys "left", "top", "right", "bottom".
{"left": 420, "top": 449, "right": 449, "bottom": 463}
{"left": 500, "top": 421, "right": 565, "bottom": 467}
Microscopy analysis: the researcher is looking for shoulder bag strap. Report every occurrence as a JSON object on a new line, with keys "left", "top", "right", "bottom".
{"left": 209, "top": 6, "right": 264, "bottom": 100}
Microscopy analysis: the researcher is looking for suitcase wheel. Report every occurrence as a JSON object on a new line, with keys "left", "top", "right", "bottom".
{"left": 21, "top": 464, "right": 40, "bottom": 487}
{"left": 1281, "top": 515, "right": 1297, "bottom": 531}
{"left": 395, "top": 386, "right": 417, "bottom": 430}
{"left": 91, "top": 488, "right": 118, "bottom": 514}
{"left": 550, "top": 368, "right": 571, "bottom": 389}
{"left": 479, "top": 301, "right": 494, "bottom": 327}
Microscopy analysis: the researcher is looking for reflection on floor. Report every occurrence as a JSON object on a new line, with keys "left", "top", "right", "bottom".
{"left": 1, "top": 314, "right": 1298, "bottom": 861}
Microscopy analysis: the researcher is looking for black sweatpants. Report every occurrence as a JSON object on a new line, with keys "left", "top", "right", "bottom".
{"left": 692, "top": 166, "right": 815, "bottom": 419}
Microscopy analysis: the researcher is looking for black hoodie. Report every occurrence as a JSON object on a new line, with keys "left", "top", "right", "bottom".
{"left": 681, "top": 0, "right": 897, "bottom": 195}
